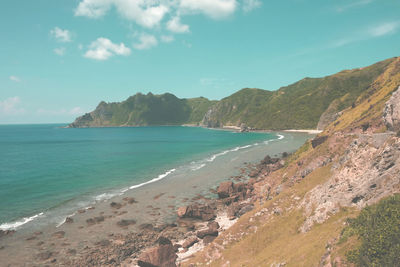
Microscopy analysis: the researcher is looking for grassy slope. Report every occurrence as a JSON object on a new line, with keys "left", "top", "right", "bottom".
{"left": 203, "top": 58, "right": 395, "bottom": 130}
{"left": 185, "top": 57, "right": 400, "bottom": 266}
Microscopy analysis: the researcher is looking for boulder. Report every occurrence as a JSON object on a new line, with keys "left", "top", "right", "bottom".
{"left": 217, "top": 181, "right": 234, "bottom": 198}
{"left": 207, "top": 221, "right": 220, "bottom": 232}
{"left": 138, "top": 237, "right": 177, "bottom": 267}
{"left": 177, "top": 206, "right": 187, "bottom": 218}
{"left": 176, "top": 204, "right": 215, "bottom": 221}
{"left": 182, "top": 236, "right": 198, "bottom": 249}
{"left": 110, "top": 202, "right": 122, "bottom": 209}
{"left": 196, "top": 222, "right": 219, "bottom": 239}
{"left": 233, "top": 182, "right": 245, "bottom": 193}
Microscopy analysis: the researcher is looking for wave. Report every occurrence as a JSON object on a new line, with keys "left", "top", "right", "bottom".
{"left": 206, "top": 144, "right": 253, "bottom": 162}
{"left": 191, "top": 163, "right": 206, "bottom": 171}
{"left": 129, "top": 168, "right": 176, "bottom": 190}
{"left": 0, "top": 212, "right": 44, "bottom": 230}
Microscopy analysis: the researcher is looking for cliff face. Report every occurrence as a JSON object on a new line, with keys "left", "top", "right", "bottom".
{"left": 184, "top": 57, "right": 400, "bottom": 266}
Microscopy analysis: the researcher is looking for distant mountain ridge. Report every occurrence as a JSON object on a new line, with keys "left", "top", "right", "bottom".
{"left": 69, "top": 57, "right": 397, "bottom": 129}
{"left": 68, "top": 93, "right": 216, "bottom": 128}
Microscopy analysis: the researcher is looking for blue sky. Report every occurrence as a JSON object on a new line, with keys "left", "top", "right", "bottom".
{"left": 1, "top": 0, "right": 399, "bottom": 124}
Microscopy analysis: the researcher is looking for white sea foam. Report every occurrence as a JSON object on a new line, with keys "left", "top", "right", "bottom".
{"left": 94, "top": 192, "right": 117, "bottom": 202}
{"left": 0, "top": 212, "right": 44, "bottom": 230}
{"left": 128, "top": 168, "right": 176, "bottom": 190}
{"left": 206, "top": 144, "right": 253, "bottom": 163}
{"left": 56, "top": 212, "right": 76, "bottom": 228}
{"left": 191, "top": 163, "right": 206, "bottom": 171}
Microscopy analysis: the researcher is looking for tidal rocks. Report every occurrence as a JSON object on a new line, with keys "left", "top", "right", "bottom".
{"left": 110, "top": 202, "right": 123, "bottom": 209}
{"left": 86, "top": 216, "right": 105, "bottom": 226}
{"left": 123, "top": 197, "right": 138, "bottom": 204}
{"left": 117, "top": 219, "right": 136, "bottom": 228}
{"left": 51, "top": 231, "right": 65, "bottom": 239}
{"left": 138, "top": 237, "right": 177, "bottom": 267}
{"left": 65, "top": 217, "right": 74, "bottom": 224}
{"left": 0, "top": 229, "right": 15, "bottom": 239}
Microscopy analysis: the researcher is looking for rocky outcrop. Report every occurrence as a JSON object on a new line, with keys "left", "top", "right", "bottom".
{"left": 217, "top": 181, "right": 234, "bottom": 198}
{"left": 138, "top": 237, "right": 177, "bottom": 267}
{"left": 311, "top": 135, "right": 328, "bottom": 148}
{"left": 300, "top": 134, "right": 400, "bottom": 232}
{"left": 383, "top": 85, "right": 400, "bottom": 131}
{"left": 176, "top": 204, "right": 216, "bottom": 221}
{"left": 317, "top": 99, "right": 343, "bottom": 130}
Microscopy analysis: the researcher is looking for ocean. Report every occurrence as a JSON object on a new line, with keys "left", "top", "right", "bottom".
{"left": 0, "top": 124, "right": 282, "bottom": 231}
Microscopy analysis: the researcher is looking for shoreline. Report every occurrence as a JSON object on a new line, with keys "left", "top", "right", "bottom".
{"left": 0, "top": 132, "right": 313, "bottom": 266}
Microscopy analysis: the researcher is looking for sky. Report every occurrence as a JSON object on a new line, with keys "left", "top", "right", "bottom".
{"left": 1, "top": 0, "right": 400, "bottom": 124}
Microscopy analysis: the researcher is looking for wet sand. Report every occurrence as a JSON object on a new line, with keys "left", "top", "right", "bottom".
{"left": 0, "top": 132, "right": 312, "bottom": 266}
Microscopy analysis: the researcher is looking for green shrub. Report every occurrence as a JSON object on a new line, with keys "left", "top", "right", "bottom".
{"left": 342, "top": 194, "right": 400, "bottom": 266}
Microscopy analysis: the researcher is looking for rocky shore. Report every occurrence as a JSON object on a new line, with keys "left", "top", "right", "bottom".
{"left": 134, "top": 154, "right": 287, "bottom": 266}
{"left": 0, "top": 150, "right": 290, "bottom": 267}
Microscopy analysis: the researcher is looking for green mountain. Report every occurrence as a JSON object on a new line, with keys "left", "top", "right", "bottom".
{"left": 69, "top": 57, "right": 397, "bottom": 129}
{"left": 202, "top": 58, "right": 395, "bottom": 130}
{"left": 68, "top": 93, "right": 216, "bottom": 128}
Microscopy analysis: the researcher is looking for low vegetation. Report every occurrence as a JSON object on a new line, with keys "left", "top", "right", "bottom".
{"left": 340, "top": 194, "right": 400, "bottom": 266}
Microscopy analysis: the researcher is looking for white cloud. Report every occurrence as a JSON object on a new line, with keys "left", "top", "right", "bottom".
{"left": 133, "top": 33, "right": 158, "bottom": 50}
{"left": 54, "top": 47, "right": 66, "bottom": 56}
{"left": 9, "top": 76, "right": 21, "bottom": 83}
{"left": 242, "top": 0, "right": 261, "bottom": 12}
{"left": 36, "top": 107, "right": 84, "bottom": 116}
{"left": 167, "top": 16, "right": 190, "bottom": 33}
{"left": 84, "top": 37, "right": 131, "bottom": 60}
{"left": 331, "top": 21, "right": 399, "bottom": 48}
{"left": 179, "top": 0, "right": 237, "bottom": 19}
{"left": 75, "top": 0, "right": 169, "bottom": 28}
{"left": 161, "top": 35, "right": 174, "bottom": 43}
{"left": 0, "top": 97, "right": 25, "bottom": 115}
{"left": 50, "top": 27, "right": 72, "bottom": 42}
{"left": 69, "top": 107, "right": 84, "bottom": 115}
{"left": 369, "top": 22, "right": 399, "bottom": 37}
{"left": 336, "top": 0, "right": 373, "bottom": 12}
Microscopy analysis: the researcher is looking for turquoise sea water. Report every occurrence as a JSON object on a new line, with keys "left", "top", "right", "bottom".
{"left": 0, "top": 124, "right": 278, "bottom": 229}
